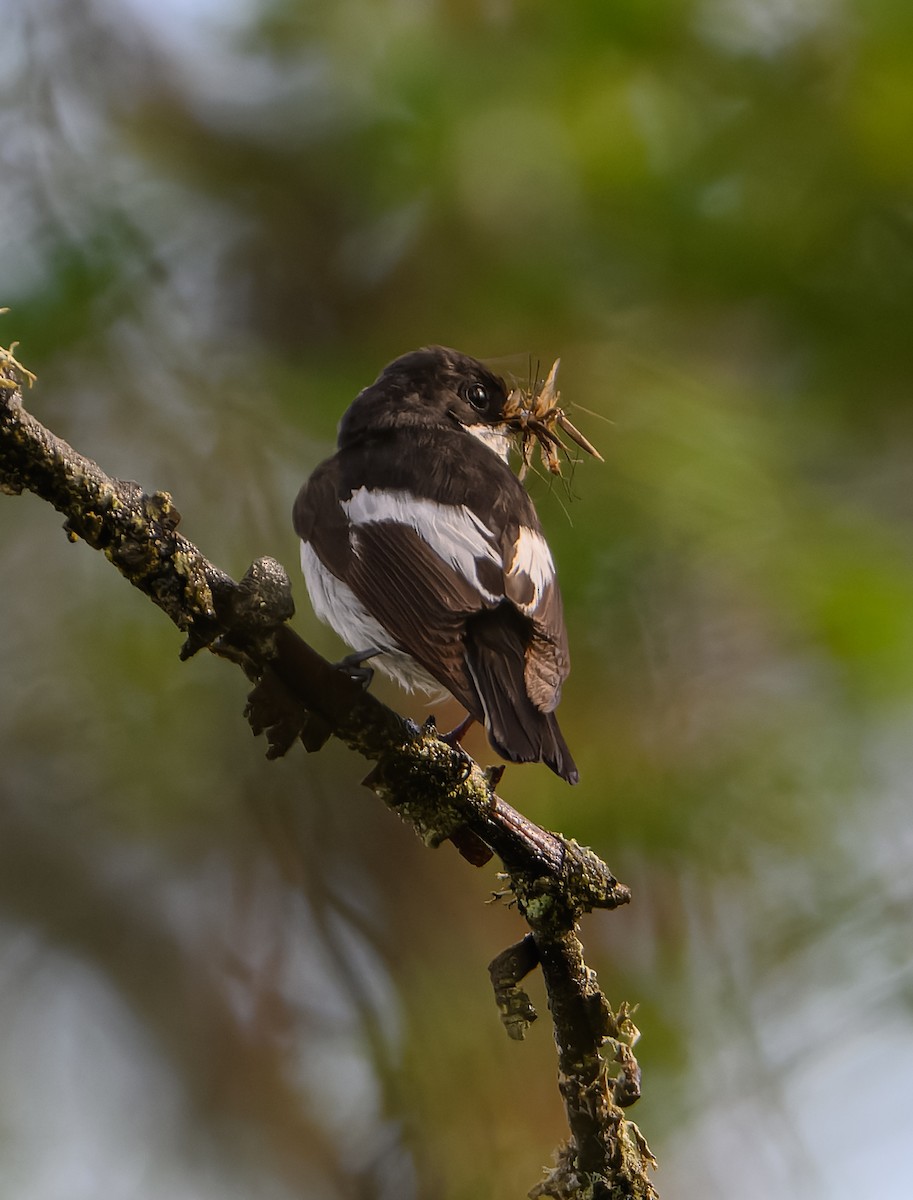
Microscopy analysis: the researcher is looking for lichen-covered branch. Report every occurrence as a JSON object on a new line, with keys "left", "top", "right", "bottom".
{"left": 0, "top": 361, "right": 657, "bottom": 1200}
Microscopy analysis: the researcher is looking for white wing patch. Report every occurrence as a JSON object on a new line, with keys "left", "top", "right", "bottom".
{"left": 507, "top": 526, "right": 555, "bottom": 613}
{"left": 300, "top": 540, "right": 390, "bottom": 648}
{"left": 342, "top": 487, "right": 502, "bottom": 602}
{"left": 299, "top": 540, "right": 447, "bottom": 697}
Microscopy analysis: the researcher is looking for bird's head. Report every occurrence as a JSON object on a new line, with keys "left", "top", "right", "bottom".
{"left": 337, "top": 346, "right": 512, "bottom": 456}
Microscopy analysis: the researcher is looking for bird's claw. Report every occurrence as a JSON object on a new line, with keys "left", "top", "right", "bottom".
{"left": 334, "top": 647, "right": 381, "bottom": 687}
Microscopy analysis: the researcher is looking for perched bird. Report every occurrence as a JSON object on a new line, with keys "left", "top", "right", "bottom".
{"left": 292, "top": 346, "right": 578, "bottom": 784}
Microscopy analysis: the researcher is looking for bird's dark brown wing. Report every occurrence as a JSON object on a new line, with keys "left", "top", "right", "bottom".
{"left": 341, "top": 518, "right": 485, "bottom": 715}
{"left": 341, "top": 518, "right": 578, "bottom": 783}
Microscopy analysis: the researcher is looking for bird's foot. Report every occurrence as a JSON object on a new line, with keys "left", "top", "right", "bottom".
{"left": 422, "top": 714, "right": 474, "bottom": 780}
{"left": 438, "top": 711, "right": 477, "bottom": 747}
{"left": 334, "top": 647, "right": 381, "bottom": 687}
{"left": 415, "top": 716, "right": 493, "bottom": 866}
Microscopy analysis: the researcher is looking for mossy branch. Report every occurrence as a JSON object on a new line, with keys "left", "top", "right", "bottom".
{"left": 0, "top": 358, "right": 657, "bottom": 1200}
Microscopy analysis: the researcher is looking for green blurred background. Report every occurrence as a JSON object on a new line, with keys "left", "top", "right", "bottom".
{"left": 2, "top": 1, "right": 913, "bottom": 1196}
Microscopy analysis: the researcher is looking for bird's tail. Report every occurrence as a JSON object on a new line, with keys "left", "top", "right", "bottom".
{"left": 465, "top": 624, "right": 579, "bottom": 784}
{"left": 486, "top": 703, "right": 579, "bottom": 785}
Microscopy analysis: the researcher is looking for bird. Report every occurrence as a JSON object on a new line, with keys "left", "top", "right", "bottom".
{"left": 292, "top": 345, "right": 578, "bottom": 784}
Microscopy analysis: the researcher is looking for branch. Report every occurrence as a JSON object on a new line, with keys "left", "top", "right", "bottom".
{"left": 0, "top": 359, "right": 657, "bottom": 1200}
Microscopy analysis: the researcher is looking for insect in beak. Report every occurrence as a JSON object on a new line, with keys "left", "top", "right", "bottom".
{"left": 503, "top": 359, "right": 604, "bottom": 478}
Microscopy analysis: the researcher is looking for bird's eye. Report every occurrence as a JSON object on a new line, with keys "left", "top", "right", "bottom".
{"left": 463, "top": 382, "right": 489, "bottom": 411}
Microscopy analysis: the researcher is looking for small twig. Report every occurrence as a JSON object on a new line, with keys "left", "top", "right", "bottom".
{"left": 489, "top": 934, "right": 540, "bottom": 1040}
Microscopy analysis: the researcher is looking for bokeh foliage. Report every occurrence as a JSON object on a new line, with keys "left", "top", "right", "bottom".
{"left": 2, "top": 1, "right": 913, "bottom": 1197}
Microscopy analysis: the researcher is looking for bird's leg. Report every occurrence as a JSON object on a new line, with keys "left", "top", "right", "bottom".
{"left": 422, "top": 711, "right": 475, "bottom": 773}
{"left": 439, "top": 711, "right": 477, "bottom": 747}
{"left": 334, "top": 647, "right": 381, "bottom": 687}
{"left": 412, "top": 712, "right": 496, "bottom": 865}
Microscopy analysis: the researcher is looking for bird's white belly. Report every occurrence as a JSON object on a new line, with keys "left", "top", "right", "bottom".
{"left": 299, "top": 540, "right": 448, "bottom": 699}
